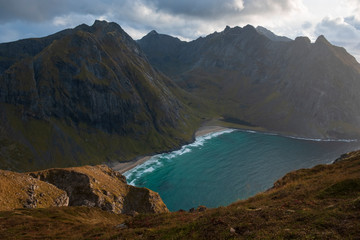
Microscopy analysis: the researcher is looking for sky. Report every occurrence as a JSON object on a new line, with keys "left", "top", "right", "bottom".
{"left": 0, "top": 0, "right": 360, "bottom": 61}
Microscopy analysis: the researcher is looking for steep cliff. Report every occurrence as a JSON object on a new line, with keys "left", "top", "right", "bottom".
{"left": 138, "top": 25, "right": 360, "bottom": 139}
{"left": 29, "top": 165, "right": 168, "bottom": 214}
{"left": 0, "top": 20, "right": 199, "bottom": 171}
{"left": 0, "top": 164, "right": 168, "bottom": 214}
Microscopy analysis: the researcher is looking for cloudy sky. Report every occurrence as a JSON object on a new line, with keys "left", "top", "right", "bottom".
{"left": 0, "top": 0, "right": 360, "bottom": 60}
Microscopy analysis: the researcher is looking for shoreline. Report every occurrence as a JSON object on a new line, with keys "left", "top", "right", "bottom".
{"left": 111, "top": 125, "right": 230, "bottom": 174}
{"left": 111, "top": 123, "right": 358, "bottom": 174}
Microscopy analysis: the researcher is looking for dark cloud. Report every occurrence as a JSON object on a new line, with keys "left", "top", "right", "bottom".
{"left": 0, "top": 0, "right": 302, "bottom": 28}
{"left": 0, "top": 0, "right": 116, "bottom": 23}
{"left": 142, "top": 0, "right": 300, "bottom": 19}
{"left": 142, "top": 0, "right": 243, "bottom": 18}
{"left": 242, "top": 0, "right": 300, "bottom": 15}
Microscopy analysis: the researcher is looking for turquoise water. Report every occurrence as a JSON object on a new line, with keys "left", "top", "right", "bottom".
{"left": 124, "top": 130, "right": 359, "bottom": 211}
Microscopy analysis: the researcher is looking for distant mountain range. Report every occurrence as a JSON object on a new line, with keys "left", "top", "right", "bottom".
{"left": 138, "top": 25, "right": 360, "bottom": 139}
{"left": 1, "top": 20, "right": 360, "bottom": 171}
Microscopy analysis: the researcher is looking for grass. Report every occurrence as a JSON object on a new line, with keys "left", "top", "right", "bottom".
{"left": 1, "top": 150, "right": 360, "bottom": 239}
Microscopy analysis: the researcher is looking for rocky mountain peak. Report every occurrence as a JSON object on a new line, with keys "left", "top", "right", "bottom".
{"left": 148, "top": 30, "right": 158, "bottom": 35}
{"left": 256, "top": 26, "right": 292, "bottom": 42}
{"left": 315, "top": 35, "right": 331, "bottom": 45}
{"left": 294, "top": 36, "right": 311, "bottom": 45}
{"left": 242, "top": 24, "right": 257, "bottom": 34}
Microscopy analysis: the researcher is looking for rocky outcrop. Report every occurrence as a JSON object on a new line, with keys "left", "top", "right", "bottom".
{"left": 0, "top": 170, "right": 68, "bottom": 210}
{"left": 29, "top": 165, "right": 168, "bottom": 214}
{"left": 0, "top": 165, "right": 168, "bottom": 214}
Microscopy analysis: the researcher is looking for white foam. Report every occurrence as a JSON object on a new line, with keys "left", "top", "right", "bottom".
{"left": 143, "top": 166, "right": 155, "bottom": 173}
{"left": 241, "top": 129, "right": 358, "bottom": 142}
{"left": 286, "top": 136, "right": 358, "bottom": 142}
{"left": 124, "top": 128, "right": 236, "bottom": 185}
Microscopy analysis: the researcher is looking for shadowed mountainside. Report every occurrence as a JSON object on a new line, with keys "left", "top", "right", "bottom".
{"left": 0, "top": 20, "right": 201, "bottom": 172}
{"left": 138, "top": 25, "right": 360, "bottom": 139}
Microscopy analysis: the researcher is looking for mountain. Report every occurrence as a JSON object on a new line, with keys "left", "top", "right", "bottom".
{"left": 0, "top": 20, "right": 200, "bottom": 171}
{"left": 1, "top": 150, "right": 359, "bottom": 239}
{"left": 255, "top": 26, "right": 292, "bottom": 42}
{"left": 138, "top": 25, "right": 360, "bottom": 139}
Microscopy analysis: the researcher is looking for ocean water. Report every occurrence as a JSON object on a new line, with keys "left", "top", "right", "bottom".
{"left": 124, "top": 130, "right": 359, "bottom": 211}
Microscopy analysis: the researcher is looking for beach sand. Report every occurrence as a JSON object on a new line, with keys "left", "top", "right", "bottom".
{"left": 112, "top": 156, "right": 152, "bottom": 174}
{"left": 111, "top": 125, "right": 229, "bottom": 174}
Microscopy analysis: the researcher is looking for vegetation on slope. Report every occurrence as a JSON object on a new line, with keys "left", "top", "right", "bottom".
{"left": 0, "top": 20, "right": 202, "bottom": 172}
{"left": 1, "top": 150, "right": 359, "bottom": 239}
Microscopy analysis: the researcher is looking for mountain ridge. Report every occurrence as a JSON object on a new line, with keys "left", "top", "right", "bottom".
{"left": 0, "top": 20, "right": 201, "bottom": 172}
{"left": 138, "top": 25, "right": 360, "bottom": 139}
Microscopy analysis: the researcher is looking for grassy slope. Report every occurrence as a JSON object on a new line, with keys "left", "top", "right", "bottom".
{"left": 1, "top": 150, "right": 359, "bottom": 239}
{"left": 0, "top": 103, "right": 201, "bottom": 172}
{"left": 0, "top": 22, "right": 204, "bottom": 172}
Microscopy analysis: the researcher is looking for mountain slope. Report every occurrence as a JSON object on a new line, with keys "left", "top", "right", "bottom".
{"left": 255, "top": 26, "right": 292, "bottom": 42}
{"left": 0, "top": 20, "right": 200, "bottom": 171}
{"left": 138, "top": 25, "right": 360, "bottom": 139}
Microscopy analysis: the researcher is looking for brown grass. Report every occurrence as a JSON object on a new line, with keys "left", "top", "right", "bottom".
{"left": 1, "top": 151, "right": 360, "bottom": 239}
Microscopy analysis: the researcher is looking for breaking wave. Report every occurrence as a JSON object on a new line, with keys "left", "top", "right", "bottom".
{"left": 124, "top": 129, "right": 235, "bottom": 185}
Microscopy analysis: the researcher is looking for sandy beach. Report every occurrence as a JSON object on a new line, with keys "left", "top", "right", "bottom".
{"left": 111, "top": 125, "right": 229, "bottom": 174}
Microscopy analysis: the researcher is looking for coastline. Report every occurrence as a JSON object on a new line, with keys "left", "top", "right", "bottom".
{"left": 111, "top": 121, "right": 358, "bottom": 174}
{"left": 111, "top": 125, "right": 230, "bottom": 174}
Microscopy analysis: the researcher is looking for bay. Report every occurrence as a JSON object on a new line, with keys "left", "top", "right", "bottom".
{"left": 124, "top": 129, "right": 359, "bottom": 211}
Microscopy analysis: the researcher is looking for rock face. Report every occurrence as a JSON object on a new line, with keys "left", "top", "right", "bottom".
{"left": 0, "top": 20, "right": 198, "bottom": 171}
{"left": 29, "top": 165, "right": 168, "bottom": 214}
{"left": 0, "top": 165, "right": 168, "bottom": 214}
{"left": 0, "top": 170, "right": 68, "bottom": 210}
{"left": 138, "top": 25, "right": 360, "bottom": 139}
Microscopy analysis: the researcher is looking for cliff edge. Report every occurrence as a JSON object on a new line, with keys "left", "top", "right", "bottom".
{"left": 0, "top": 165, "right": 168, "bottom": 214}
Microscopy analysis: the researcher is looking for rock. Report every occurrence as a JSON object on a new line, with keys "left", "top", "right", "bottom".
{"left": 126, "top": 210, "right": 139, "bottom": 217}
{"left": 197, "top": 205, "right": 207, "bottom": 212}
{"left": 0, "top": 170, "right": 69, "bottom": 211}
{"left": 29, "top": 165, "right": 169, "bottom": 214}
{"left": 115, "top": 223, "right": 128, "bottom": 229}
{"left": 230, "top": 227, "right": 236, "bottom": 234}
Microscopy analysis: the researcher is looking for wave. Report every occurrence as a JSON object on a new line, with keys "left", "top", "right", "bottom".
{"left": 241, "top": 129, "right": 358, "bottom": 142}
{"left": 124, "top": 128, "right": 235, "bottom": 185}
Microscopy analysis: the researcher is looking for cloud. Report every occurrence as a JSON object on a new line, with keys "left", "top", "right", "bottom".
{"left": 241, "top": 0, "right": 304, "bottom": 15}
{"left": 315, "top": 16, "right": 360, "bottom": 61}
{"left": 345, "top": 16, "right": 360, "bottom": 30}
{"left": 315, "top": 17, "right": 360, "bottom": 41}
{"left": 141, "top": 0, "right": 244, "bottom": 19}
{"left": 302, "top": 21, "right": 312, "bottom": 29}
{"left": 0, "top": 0, "right": 303, "bottom": 25}
{"left": 0, "top": 0, "right": 359, "bottom": 61}
{"left": 0, "top": 0, "right": 124, "bottom": 23}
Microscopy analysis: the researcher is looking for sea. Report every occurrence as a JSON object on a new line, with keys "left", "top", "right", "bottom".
{"left": 124, "top": 129, "right": 359, "bottom": 212}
